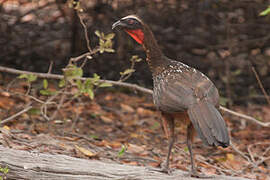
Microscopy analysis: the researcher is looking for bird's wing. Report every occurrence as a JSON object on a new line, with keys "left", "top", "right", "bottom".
{"left": 153, "top": 64, "right": 219, "bottom": 113}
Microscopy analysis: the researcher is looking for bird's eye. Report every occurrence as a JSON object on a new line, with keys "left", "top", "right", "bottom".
{"left": 128, "top": 19, "right": 134, "bottom": 25}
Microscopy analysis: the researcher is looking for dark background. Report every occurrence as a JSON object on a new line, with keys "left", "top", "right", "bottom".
{"left": 1, "top": 0, "right": 270, "bottom": 105}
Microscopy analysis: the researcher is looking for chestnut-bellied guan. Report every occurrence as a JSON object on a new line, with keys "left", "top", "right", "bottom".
{"left": 112, "top": 15, "right": 230, "bottom": 177}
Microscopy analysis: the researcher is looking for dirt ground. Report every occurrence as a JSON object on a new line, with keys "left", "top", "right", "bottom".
{"left": 0, "top": 77, "right": 270, "bottom": 180}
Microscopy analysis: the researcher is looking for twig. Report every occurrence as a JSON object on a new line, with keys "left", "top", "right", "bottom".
{"left": 255, "top": 156, "right": 270, "bottom": 168}
{"left": 247, "top": 144, "right": 256, "bottom": 163}
{"left": 174, "top": 145, "right": 240, "bottom": 175}
{"left": 220, "top": 106, "right": 270, "bottom": 127}
{"left": 0, "top": 90, "right": 55, "bottom": 105}
{"left": 77, "top": 12, "right": 92, "bottom": 53}
{"left": 0, "top": 65, "right": 152, "bottom": 94}
{"left": 70, "top": 52, "right": 91, "bottom": 63}
{"left": 119, "top": 58, "right": 135, "bottom": 82}
{"left": 230, "top": 141, "right": 252, "bottom": 164}
{"left": 69, "top": 49, "right": 99, "bottom": 64}
{"left": 40, "top": 90, "right": 62, "bottom": 121}
{"left": 0, "top": 65, "right": 268, "bottom": 127}
{"left": 1, "top": 104, "right": 32, "bottom": 125}
{"left": 47, "top": 61, "right": 54, "bottom": 74}
{"left": 247, "top": 142, "right": 270, "bottom": 160}
{"left": 70, "top": 112, "right": 80, "bottom": 131}
{"left": 250, "top": 66, "right": 270, "bottom": 105}
{"left": 50, "top": 82, "right": 68, "bottom": 120}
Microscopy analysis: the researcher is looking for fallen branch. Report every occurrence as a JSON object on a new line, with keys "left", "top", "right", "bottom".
{"left": 0, "top": 65, "right": 151, "bottom": 95}
{"left": 250, "top": 66, "right": 270, "bottom": 105}
{"left": 219, "top": 106, "right": 270, "bottom": 127}
{"left": 0, "top": 103, "right": 32, "bottom": 125}
{"left": 0, "top": 65, "right": 268, "bottom": 127}
{"left": 0, "top": 145, "right": 248, "bottom": 180}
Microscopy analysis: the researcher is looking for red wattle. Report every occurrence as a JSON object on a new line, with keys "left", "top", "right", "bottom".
{"left": 125, "top": 29, "right": 144, "bottom": 44}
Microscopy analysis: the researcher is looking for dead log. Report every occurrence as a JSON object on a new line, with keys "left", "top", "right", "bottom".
{"left": 0, "top": 145, "right": 247, "bottom": 180}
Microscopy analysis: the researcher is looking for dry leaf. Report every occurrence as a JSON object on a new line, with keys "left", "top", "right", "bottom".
{"left": 128, "top": 143, "right": 145, "bottom": 154}
{"left": 104, "top": 94, "right": 113, "bottom": 100}
{"left": 226, "top": 153, "right": 234, "bottom": 161}
{"left": 100, "top": 115, "right": 113, "bottom": 123}
{"left": 109, "top": 141, "right": 122, "bottom": 149}
{"left": 0, "top": 92, "right": 10, "bottom": 97}
{"left": 3, "top": 125, "right": 10, "bottom": 130}
{"left": 120, "top": 104, "right": 135, "bottom": 113}
{"left": 0, "top": 97, "right": 14, "bottom": 109}
{"left": 130, "top": 133, "right": 140, "bottom": 138}
{"left": 137, "top": 107, "right": 154, "bottom": 117}
{"left": 75, "top": 145, "right": 97, "bottom": 157}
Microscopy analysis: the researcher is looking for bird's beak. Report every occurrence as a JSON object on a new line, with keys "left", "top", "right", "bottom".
{"left": 112, "top": 20, "right": 124, "bottom": 30}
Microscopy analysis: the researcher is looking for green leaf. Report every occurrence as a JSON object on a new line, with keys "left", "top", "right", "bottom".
{"left": 40, "top": 89, "right": 57, "bottom": 96}
{"left": 120, "top": 69, "right": 135, "bottom": 75}
{"left": 43, "top": 79, "right": 48, "bottom": 89}
{"left": 76, "top": 79, "right": 83, "bottom": 91}
{"left": 89, "top": 134, "right": 99, "bottom": 139}
{"left": 0, "top": 166, "right": 9, "bottom": 174}
{"left": 104, "top": 40, "right": 112, "bottom": 48}
{"left": 28, "top": 75, "right": 37, "bottom": 82}
{"left": 18, "top": 74, "right": 28, "bottom": 79}
{"left": 260, "top": 6, "right": 270, "bottom": 16}
{"left": 90, "top": 113, "right": 99, "bottom": 118}
{"left": 219, "top": 97, "right": 229, "bottom": 106}
{"left": 84, "top": 79, "right": 92, "bottom": 88}
{"left": 91, "top": 73, "right": 100, "bottom": 82}
{"left": 95, "top": 30, "right": 101, "bottom": 37}
{"left": 232, "top": 69, "right": 242, "bottom": 76}
{"left": 87, "top": 88, "right": 94, "bottom": 100}
{"left": 59, "top": 79, "right": 66, "bottom": 88}
{"left": 28, "top": 108, "right": 41, "bottom": 115}
{"left": 105, "top": 33, "right": 115, "bottom": 40}
{"left": 99, "top": 47, "right": 105, "bottom": 54}
{"left": 131, "top": 55, "right": 142, "bottom": 62}
{"left": 63, "top": 65, "right": 83, "bottom": 80}
{"left": 118, "top": 144, "right": 126, "bottom": 157}
{"left": 18, "top": 74, "right": 37, "bottom": 82}
{"left": 99, "top": 82, "right": 112, "bottom": 87}
{"left": 104, "top": 48, "right": 115, "bottom": 53}
{"left": 150, "top": 121, "right": 160, "bottom": 130}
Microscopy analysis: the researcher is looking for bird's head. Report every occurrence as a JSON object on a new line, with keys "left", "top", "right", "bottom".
{"left": 112, "top": 15, "right": 144, "bottom": 45}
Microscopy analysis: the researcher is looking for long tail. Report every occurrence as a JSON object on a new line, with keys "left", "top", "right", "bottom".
{"left": 187, "top": 100, "right": 230, "bottom": 147}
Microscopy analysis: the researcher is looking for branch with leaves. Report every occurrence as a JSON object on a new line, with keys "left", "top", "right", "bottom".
{"left": 0, "top": 65, "right": 268, "bottom": 127}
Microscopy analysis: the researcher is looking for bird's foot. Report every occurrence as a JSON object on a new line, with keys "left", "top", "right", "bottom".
{"left": 188, "top": 170, "right": 214, "bottom": 179}
{"left": 146, "top": 166, "right": 173, "bottom": 174}
{"left": 146, "top": 162, "right": 174, "bottom": 174}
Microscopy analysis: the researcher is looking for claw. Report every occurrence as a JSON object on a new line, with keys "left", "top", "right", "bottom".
{"left": 188, "top": 170, "right": 213, "bottom": 178}
{"left": 146, "top": 166, "right": 174, "bottom": 175}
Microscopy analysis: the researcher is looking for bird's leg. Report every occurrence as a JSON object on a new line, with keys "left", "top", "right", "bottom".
{"left": 187, "top": 123, "right": 211, "bottom": 178}
{"left": 147, "top": 113, "right": 175, "bottom": 174}
{"left": 159, "top": 113, "right": 175, "bottom": 173}
{"left": 187, "top": 123, "right": 196, "bottom": 174}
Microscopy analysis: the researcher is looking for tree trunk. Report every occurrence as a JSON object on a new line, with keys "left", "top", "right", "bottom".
{"left": 0, "top": 145, "right": 247, "bottom": 180}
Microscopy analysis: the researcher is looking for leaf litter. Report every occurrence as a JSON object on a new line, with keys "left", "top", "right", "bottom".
{"left": 0, "top": 82, "right": 269, "bottom": 179}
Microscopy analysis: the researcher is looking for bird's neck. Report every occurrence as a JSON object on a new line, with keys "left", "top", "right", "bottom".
{"left": 142, "top": 25, "right": 169, "bottom": 75}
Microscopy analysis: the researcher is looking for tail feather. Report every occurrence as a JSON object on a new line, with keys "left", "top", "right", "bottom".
{"left": 187, "top": 100, "right": 230, "bottom": 147}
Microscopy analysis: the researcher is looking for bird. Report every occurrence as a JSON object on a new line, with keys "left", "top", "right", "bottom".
{"left": 112, "top": 15, "right": 230, "bottom": 177}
